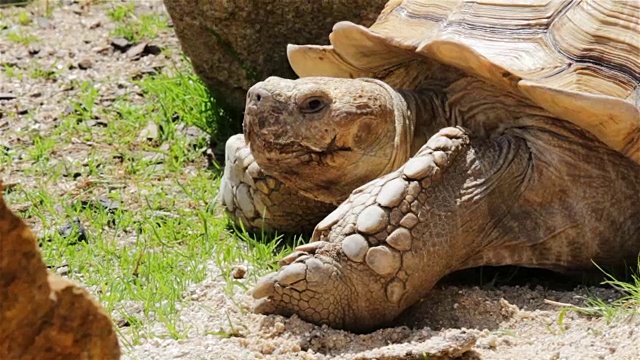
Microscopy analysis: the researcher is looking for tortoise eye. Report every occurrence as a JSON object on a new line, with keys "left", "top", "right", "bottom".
{"left": 299, "top": 96, "right": 327, "bottom": 114}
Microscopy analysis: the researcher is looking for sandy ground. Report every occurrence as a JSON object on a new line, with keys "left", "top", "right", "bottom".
{"left": 124, "top": 260, "right": 640, "bottom": 360}
{"left": 1, "top": 2, "right": 639, "bottom": 359}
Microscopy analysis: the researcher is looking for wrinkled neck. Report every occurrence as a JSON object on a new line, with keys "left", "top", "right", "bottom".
{"left": 360, "top": 79, "right": 417, "bottom": 175}
{"left": 357, "top": 79, "right": 453, "bottom": 174}
{"left": 397, "top": 87, "right": 451, "bottom": 156}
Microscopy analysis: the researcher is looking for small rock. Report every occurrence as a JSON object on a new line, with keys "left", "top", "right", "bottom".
{"left": 136, "top": 64, "right": 165, "bottom": 79}
{"left": 9, "top": 203, "right": 30, "bottom": 212}
{"left": 85, "top": 119, "right": 108, "bottom": 127}
{"left": 204, "top": 147, "right": 217, "bottom": 168}
{"left": 58, "top": 217, "right": 88, "bottom": 243}
{"left": 177, "top": 124, "right": 206, "bottom": 144}
{"left": 62, "top": 168, "right": 82, "bottom": 179}
{"left": 95, "top": 198, "right": 121, "bottom": 213}
{"left": 93, "top": 46, "right": 111, "bottom": 55}
{"left": 231, "top": 265, "right": 247, "bottom": 279}
{"left": 55, "top": 265, "right": 69, "bottom": 276}
{"left": 144, "top": 43, "right": 162, "bottom": 55}
{"left": 487, "top": 335, "right": 498, "bottom": 348}
{"left": 0, "top": 93, "right": 16, "bottom": 101}
{"left": 126, "top": 42, "right": 147, "bottom": 59}
{"left": 80, "top": 197, "right": 121, "bottom": 214}
{"left": 132, "top": 67, "right": 158, "bottom": 80}
{"left": 145, "top": 164, "right": 164, "bottom": 173}
{"left": 111, "top": 37, "right": 131, "bottom": 52}
{"left": 78, "top": 58, "right": 93, "bottom": 70}
{"left": 138, "top": 121, "right": 159, "bottom": 141}
{"left": 63, "top": 105, "right": 75, "bottom": 116}
{"left": 88, "top": 20, "right": 101, "bottom": 29}
{"left": 116, "top": 317, "right": 130, "bottom": 328}
{"left": 141, "top": 151, "right": 167, "bottom": 164}
{"left": 113, "top": 302, "right": 143, "bottom": 328}
{"left": 150, "top": 210, "right": 179, "bottom": 220}
{"left": 71, "top": 6, "right": 84, "bottom": 15}
{"left": 35, "top": 16, "right": 51, "bottom": 29}
{"left": 158, "top": 143, "right": 170, "bottom": 152}
{"left": 28, "top": 45, "right": 41, "bottom": 56}
{"left": 1, "top": 181, "right": 18, "bottom": 192}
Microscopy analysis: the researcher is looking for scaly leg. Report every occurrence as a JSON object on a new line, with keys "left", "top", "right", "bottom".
{"left": 251, "top": 126, "right": 533, "bottom": 331}
{"left": 219, "top": 134, "right": 335, "bottom": 233}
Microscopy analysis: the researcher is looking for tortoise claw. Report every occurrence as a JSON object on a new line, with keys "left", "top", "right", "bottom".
{"left": 253, "top": 297, "right": 278, "bottom": 315}
{"left": 294, "top": 240, "right": 328, "bottom": 254}
{"left": 251, "top": 272, "right": 278, "bottom": 298}
{"left": 278, "top": 250, "right": 309, "bottom": 266}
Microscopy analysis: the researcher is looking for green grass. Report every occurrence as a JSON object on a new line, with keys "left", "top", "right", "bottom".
{"left": 572, "top": 262, "right": 640, "bottom": 323}
{"left": 2, "top": 55, "right": 293, "bottom": 347}
{"left": 137, "top": 62, "right": 242, "bottom": 147}
{"left": 2, "top": 62, "right": 60, "bottom": 82}
{"left": 16, "top": 10, "right": 30, "bottom": 25}
{"left": 5, "top": 30, "right": 39, "bottom": 45}
{"left": 2, "top": 63, "right": 23, "bottom": 79}
{"left": 28, "top": 64, "right": 59, "bottom": 81}
{"left": 107, "top": 3, "right": 168, "bottom": 43}
{"left": 548, "top": 261, "right": 640, "bottom": 331}
{"left": 106, "top": 2, "right": 133, "bottom": 22}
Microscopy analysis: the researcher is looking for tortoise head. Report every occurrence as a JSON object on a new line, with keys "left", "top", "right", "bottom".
{"left": 244, "top": 76, "right": 410, "bottom": 204}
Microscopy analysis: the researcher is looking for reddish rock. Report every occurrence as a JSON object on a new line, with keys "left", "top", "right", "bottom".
{"left": 0, "top": 185, "right": 120, "bottom": 360}
{"left": 163, "top": 0, "right": 388, "bottom": 116}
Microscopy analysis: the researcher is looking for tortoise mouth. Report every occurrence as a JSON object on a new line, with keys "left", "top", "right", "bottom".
{"left": 250, "top": 134, "right": 353, "bottom": 168}
{"left": 245, "top": 115, "right": 355, "bottom": 204}
{"left": 244, "top": 107, "right": 352, "bottom": 167}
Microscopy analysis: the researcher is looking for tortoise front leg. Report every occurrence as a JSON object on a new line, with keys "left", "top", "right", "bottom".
{"left": 219, "top": 134, "right": 335, "bottom": 233}
{"left": 251, "top": 127, "right": 532, "bottom": 331}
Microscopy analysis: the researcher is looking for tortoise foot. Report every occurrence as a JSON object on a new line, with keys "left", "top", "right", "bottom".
{"left": 220, "top": 134, "right": 334, "bottom": 233}
{"left": 252, "top": 127, "right": 472, "bottom": 331}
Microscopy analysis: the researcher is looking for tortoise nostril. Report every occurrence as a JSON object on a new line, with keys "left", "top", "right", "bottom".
{"left": 249, "top": 88, "right": 272, "bottom": 106}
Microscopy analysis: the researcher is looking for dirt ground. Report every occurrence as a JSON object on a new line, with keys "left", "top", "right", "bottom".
{"left": 1, "top": 2, "right": 639, "bottom": 359}
{"left": 125, "top": 261, "right": 640, "bottom": 360}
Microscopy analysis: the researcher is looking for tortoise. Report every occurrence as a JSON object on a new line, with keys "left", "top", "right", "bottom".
{"left": 219, "top": 0, "right": 640, "bottom": 332}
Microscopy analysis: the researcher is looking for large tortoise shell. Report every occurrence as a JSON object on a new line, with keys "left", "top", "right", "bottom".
{"left": 288, "top": 0, "right": 640, "bottom": 164}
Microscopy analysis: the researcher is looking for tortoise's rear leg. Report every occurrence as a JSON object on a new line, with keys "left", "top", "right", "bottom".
{"left": 219, "top": 134, "right": 335, "bottom": 233}
{"left": 251, "top": 127, "right": 532, "bottom": 332}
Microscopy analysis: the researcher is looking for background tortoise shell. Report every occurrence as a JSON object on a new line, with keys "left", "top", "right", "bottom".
{"left": 288, "top": 0, "right": 640, "bottom": 164}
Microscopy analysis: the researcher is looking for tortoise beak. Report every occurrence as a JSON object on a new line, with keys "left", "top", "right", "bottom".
{"left": 243, "top": 82, "right": 287, "bottom": 146}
